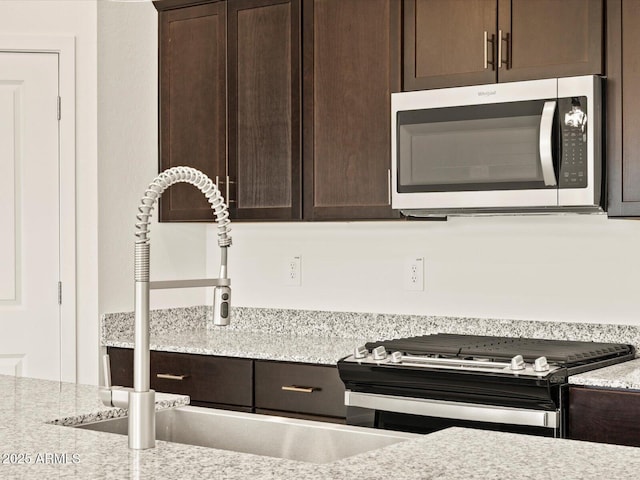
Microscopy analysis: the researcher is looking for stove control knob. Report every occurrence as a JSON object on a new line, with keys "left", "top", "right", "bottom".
{"left": 354, "top": 346, "right": 368, "bottom": 359}
{"left": 390, "top": 351, "right": 403, "bottom": 363}
{"left": 533, "top": 356, "right": 550, "bottom": 372}
{"left": 510, "top": 354, "right": 526, "bottom": 371}
{"left": 372, "top": 346, "right": 387, "bottom": 361}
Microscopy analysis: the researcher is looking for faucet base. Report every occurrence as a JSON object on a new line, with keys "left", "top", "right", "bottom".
{"left": 128, "top": 390, "right": 156, "bottom": 450}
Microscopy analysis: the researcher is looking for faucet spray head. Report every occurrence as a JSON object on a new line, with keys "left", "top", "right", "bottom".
{"left": 212, "top": 286, "right": 231, "bottom": 326}
{"left": 212, "top": 243, "right": 230, "bottom": 326}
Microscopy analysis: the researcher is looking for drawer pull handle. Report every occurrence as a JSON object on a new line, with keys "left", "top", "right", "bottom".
{"left": 281, "top": 385, "right": 319, "bottom": 394}
{"left": 156, "top": 373, "right": 190, "bottom": 381}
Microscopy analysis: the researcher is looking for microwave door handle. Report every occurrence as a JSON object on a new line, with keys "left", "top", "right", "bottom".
{"left": 539, "top": 100, "right": 557, "bottom": 186}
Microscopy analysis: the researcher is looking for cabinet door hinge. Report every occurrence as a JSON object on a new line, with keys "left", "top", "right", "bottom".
{"left": 57, "top": 96, "right": 61, "bottom": 120}
{"left": 58, "top": 281, "right": 62, "bottom": 305}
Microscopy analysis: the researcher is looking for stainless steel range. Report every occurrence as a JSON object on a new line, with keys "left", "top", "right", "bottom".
{"left": 337, "top": 334, "right": 635, "bottom": 437}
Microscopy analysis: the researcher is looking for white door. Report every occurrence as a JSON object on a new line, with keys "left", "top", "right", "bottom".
{"left": 0, "top": 52, "right": 61, "bottom": 381}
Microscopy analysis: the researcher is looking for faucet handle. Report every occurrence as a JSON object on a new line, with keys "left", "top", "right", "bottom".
{"left": 102, "top": 354, "right": 112, "bottom": 388}
{"left": 99, "top": 354, "right": 131, "bottom": 409}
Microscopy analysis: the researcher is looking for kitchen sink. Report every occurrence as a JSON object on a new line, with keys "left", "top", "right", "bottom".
{"left": 73, "top": 406, "right": 419, "bottom": 464}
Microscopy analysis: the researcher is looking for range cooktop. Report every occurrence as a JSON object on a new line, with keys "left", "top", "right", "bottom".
{"left": 363, "top": 333, "right": 633, "bottom": 366}
{"left": 338, "top": 333, "right": 636, "bottom": 411}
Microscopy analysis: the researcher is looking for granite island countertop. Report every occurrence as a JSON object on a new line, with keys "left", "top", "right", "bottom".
{"left": 3, "top": 374, "right": 640, "bottom": 479}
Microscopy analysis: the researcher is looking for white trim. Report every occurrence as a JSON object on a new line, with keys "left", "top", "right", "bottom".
{"left": 0, "top": 35, "right": 77, "bottom": 383}
{"left": 0, "top": 354, "right": 25, "bottom": 377}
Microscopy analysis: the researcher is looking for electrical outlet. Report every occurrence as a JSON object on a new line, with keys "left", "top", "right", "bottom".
{"left": 284, "top": 255, "right": 302, "bottom": 286}
{"left": 404, "top": 257, "right": 424, "bottom": 291}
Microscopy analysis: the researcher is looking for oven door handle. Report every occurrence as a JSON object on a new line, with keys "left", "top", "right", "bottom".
{"left": 344, "top": 391, "right": 560, "bottom": 429}
{"left": 539, "top": 100, "right": 557, "bottom": 187}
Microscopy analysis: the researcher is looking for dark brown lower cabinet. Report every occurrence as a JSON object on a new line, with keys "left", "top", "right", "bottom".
{"left": 106, "top": 347, "right": 346, "bottom": 423}
{"left": 254, "top": 360, "right": 347, "bottom": 421}
{"left": 107, "top": 347, "right": 253, "bottom": 410}
{"left": 568, "top": 386, "right": 640, "bottom": 447}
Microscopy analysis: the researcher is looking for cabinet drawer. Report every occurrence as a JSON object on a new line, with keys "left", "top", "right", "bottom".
{"left": 568, "top": 386, "right": 640, "bottom": 447}
{"left": 255, "top": 361, "right": 346, "bottom": 418}
{"left": 107, "top": 348, "right": 253, "bottom": 408}
{"left": 150, "top": 351, "right": 253, "bottom": 407}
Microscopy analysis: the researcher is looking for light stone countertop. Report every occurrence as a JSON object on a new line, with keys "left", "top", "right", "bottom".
{"left": 3, "top": 374, "right": 640, "bottom": 479}
{"left": 104, "top": 327, "right": 359, "bottom": 365}
{"left": 102, "top": 307, "right": 640, "bottom": 393}
{"left": 102, "top": 306, "right": 366, "bottom": 365}
{"left": 569, "top": 357, "right": 640, "bottom": 390}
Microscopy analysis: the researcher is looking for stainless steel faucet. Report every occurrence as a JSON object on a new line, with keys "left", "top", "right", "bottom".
{"left": 100, "top": 166, "right": 232, "bottom": 449}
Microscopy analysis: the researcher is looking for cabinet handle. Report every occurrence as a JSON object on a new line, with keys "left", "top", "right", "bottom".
{"left": 387, "top": 169, "right": 391, "bottom": 205}
{"left": 499, "top": 30, "right": 510, "bottom": 69}
{"left": 225, "top": 176, "right": 236, "bottom": 204}
{"left": 156, "top": 373, "right": 190, "bottom": 381}
{"left": 281, "top": 385, "right": 319, "bottom": 394}
{"left": 483, "top": 31, "right": 495, "bottom": 70}
{"left": 539, "top": 101, "right": 558, "bottom": 187}
{"left": 483, "top": 31, "right": 488, "bottom": 69}
{"left": 216, "top": 176, "right": 236, "bottom": 205}
{"left": 498, "top": 30, "right": 502, "bottom": 69}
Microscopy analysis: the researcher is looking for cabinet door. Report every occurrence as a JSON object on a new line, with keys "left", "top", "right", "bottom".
{"left": 107, "top": 346, "right": 133, "bottom": 387}
{"left": 227, "top": 0, "right": 302, "bottom": 220}
{"left": 403, "top": 0, "right": 497, "bottom": 90}
{"left": 568, "top": 386, "right": 640, "bottom": 447}
{"left": 303, "top": 0, "right": 401, "bottom": 220}
{"left": 158, "top": 2, "right": 227, "bottom": 222}
{"left": 227, "top": 0, "right": 302, "bottom": 219}
{"left": 497, "top": 0, "right": 603, "bottom": 83}
{"left": 607, "top": 0, "right": 640, "bottom": 216}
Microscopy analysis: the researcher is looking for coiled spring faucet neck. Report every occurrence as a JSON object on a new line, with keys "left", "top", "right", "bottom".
{"left": 134, "top": 166, "right": 232, "bottom": 281}
{"left": 122, "top": 166, "right": 232, "bottom": 450}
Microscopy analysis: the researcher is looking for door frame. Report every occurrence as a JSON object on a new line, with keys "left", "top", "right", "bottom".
{"left": 0, "top": 35, "right": 77, "bottom": 383}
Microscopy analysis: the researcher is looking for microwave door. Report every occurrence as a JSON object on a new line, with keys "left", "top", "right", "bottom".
{"left": 393, "top": 99, "right": 559, "bottom": 211}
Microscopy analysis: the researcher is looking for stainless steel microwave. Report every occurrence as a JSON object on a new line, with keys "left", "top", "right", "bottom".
{"left": 391, "top": 75, "right": 603, "bottom": 216}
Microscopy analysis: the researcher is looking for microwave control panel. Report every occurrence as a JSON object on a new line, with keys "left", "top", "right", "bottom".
{"left": 559, "top": 96, "right": 588, "bottom": 189}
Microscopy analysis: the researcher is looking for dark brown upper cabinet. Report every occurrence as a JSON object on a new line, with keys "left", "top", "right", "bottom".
{"left": 606, "top": 0, "right": 640, "bottom": 217}
{"left": 157, "top": 2, "right": 228, "bottom": 221}
{"left": 227, "top": 0, "right": 301, "bottom": 220}
{"left": 403, "top": 0, "right": 603, "bottom": 91}
{"left": 302, "top": 0, "right": 401, "bottom": 220}
{"left": 156, "top": 0, "right": 301, "bottom": 222}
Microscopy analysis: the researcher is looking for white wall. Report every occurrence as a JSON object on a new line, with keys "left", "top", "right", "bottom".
{"left": 0, "top": 0, "right": 99, "bottom": 384}
{"left": 97, "top": 1, "right": 208, "bottom": 317}
{"left": 207, "top": 215, "right": 640, "bottom": 325}
{"left": 0, "top": 1, "right": 209, "bottom": 386}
